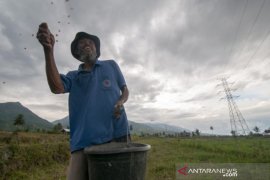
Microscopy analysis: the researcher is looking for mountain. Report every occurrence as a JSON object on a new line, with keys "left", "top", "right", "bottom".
{"left": 0, "top": 102, "right": 190, "bottom": 134}
{"left": 129, "top": 121, "right": 190, "bottom": 135}
{"left": 53, "top": 116, "right": 190, "bottom": 135}
{"left": 145, "top": 122, "right": 190, "bottom": 133}
{"left": 0, "top": 102, "right": 53, "bottom": 131}
{"left": 52, "top": 116, "right": 69, "bottom": 128}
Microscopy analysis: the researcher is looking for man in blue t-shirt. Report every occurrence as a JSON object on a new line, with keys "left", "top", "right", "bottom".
{"left": 37, "top": 22, "right": 130, "bottom": 180}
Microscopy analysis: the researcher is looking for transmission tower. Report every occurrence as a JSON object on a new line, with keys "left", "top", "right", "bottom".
{"left": 220, "top": 78, "right": 250, "bottom": 136}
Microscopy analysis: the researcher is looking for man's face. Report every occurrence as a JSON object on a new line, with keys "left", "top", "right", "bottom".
{"left": 77, "top": 38, "right": 97, "bottom": 63}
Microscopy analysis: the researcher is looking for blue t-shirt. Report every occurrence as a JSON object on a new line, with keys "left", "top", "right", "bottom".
{"left": 60, "top": 59, "right": 129, "bottom": 152}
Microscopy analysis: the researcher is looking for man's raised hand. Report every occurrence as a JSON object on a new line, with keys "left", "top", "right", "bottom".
{"left": 36, "top": 22, "right": 55, "bottom": 50}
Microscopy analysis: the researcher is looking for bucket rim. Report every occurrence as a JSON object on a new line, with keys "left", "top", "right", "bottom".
{"left": 84, "top": 142, "right": 151, "bottom": 155}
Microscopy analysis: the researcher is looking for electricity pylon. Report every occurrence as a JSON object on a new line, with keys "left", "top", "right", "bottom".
{"left": 220, "top": 78, "right": 250, "bottom": 136}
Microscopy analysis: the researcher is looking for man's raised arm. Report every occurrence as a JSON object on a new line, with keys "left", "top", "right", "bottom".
{"left": 36, "top": 22, "right": 64, "bottom": 94}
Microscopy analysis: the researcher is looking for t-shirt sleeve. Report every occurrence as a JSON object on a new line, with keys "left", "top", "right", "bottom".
{"left": 60, "top": 72, "right": 73, "bottom": 93}
{"left": 111, "top": 60, "right": 126, "bottom": 89}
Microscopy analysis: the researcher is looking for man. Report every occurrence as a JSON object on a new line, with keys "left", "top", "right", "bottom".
{"left": 36, "top": 22, "right": 130, "bottom": 179}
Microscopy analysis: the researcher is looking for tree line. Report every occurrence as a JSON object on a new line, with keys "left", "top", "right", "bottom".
{"left": 12, "top": 114, "right": 66, "bottom": 133}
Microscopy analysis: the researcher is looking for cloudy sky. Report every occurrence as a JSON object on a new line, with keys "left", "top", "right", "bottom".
{"left": 0, "top": 0, "right": 270, "bottom": 135}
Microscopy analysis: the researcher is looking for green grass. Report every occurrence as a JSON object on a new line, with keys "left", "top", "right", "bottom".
{"left": 134, "top": 136, "right": 270, "bottom": 180}
{"left": 5, "top": 163, "right": 68, "bottom": 180}
{"left": 0, "top": 132, "right": 269, "bottom": 180}
{"left": 0, "top": 131, "right": 69, "bottom": 180}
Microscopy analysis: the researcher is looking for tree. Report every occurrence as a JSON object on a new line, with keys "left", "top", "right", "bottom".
{"left": 210, "top": 126, "right": 214, "bottom": 135}
{"left": 13, "top": 114, "right": 25, "bottom": 131}
{"left": 264, "top": 129, "right": 270, "bottom": 133}
{"left": 195, "top": 129, "right": 200, "bottom": 136}
{"left": 53, "top": 123, "right": 63, "bottom": 132}
{"left": 231, "top": 130, "right": 236, "bottom": 137}
{"left": 253, "top": 126, "right": 260, "bottom": 133}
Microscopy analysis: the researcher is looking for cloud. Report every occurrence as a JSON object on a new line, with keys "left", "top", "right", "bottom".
{"left": 184, "top": 92, "right": 216, "bottom": 102}
{"left": 0, "top": 0, "right": 269, "bottom": 134}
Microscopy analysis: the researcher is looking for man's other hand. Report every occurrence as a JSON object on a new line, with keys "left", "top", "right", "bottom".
{"left": 114, "top": 100, "right": 124, "bottom": 119}
{"left": 36, "top": 22, "right": 55, "bottom": 50}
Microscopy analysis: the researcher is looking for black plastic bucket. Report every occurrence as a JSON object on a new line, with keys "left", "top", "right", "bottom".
{"left": 84, "top": 142, "right": 151, "bottom": 180}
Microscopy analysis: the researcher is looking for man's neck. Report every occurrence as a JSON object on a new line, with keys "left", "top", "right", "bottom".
{"left": 83, "top": 60, "right": 97, "bottom": 71}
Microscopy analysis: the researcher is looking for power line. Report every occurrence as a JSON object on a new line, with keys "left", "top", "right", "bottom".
{"left": 243, "top": 27, "right": 270, "bottom": 70}
{"left": 223, "top": 0, "right": 269, "bottom": 84}
{"left": 226, "top": 0, "right": 249, "bottom": 66}
{"left": 184, "top": 0, "right": 221, "bottom": 67}
{"left": 234, "top": 0, "right": 266, "bottom": 62}
{"left": 233, "top": 1, "right": 270, "bottom": 76}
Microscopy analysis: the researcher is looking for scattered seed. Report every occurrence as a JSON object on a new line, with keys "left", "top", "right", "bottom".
{"left": 55, "top": 34, "right": 58, "bottom": 37}
{"left": 56, "top": 40, "right": 59, "bottom": 42}
{"left": 67, "top": 15, "right": 71, "bottom": 18}
{"left": 58, "top": 29, "right": 61, "bottom": 32}
{"left": 58, "top": 21, "right": 61, "bottom": 24}
{"left": 51, "top": 2, "right": 53, "bottom": 5}
{"left": 24, "top": 48, "right": 27, "bottom": 50}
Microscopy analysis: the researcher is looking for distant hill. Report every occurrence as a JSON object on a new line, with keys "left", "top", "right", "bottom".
{"left": 0, "top": 102, "right": 53, "bottom": 131}
{"left": 129, "top": 121, "right": 190, "bottom": 135}
{"left": 145, "top": 122, "right": 190, "bottom": 133}
{"left": 52, "top": 116, "right": 69, "bottom": 128}
{"left": 0, "top": 101, "right": 191, "bottom": 134}
{"left": 53, "top": 116, "right": 190, "bottom": 135}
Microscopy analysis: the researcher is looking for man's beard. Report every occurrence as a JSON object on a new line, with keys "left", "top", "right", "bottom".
{"left": 79, "top": 50, "right": 97, "bottom": 63}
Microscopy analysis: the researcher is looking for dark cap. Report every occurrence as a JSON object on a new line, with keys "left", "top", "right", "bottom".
{"left": 71, "top": 32, "right": 100, "bottom": 61}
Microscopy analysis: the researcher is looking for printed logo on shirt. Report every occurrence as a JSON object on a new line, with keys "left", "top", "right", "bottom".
{"left": 103, "top": 79, "right": 111, "bottom": 88}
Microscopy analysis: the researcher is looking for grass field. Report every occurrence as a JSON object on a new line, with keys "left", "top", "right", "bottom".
{"left": 0, "top": 132, "right": 269, "bottom": 180}
{"left": 136, "top": 136, "right": 270, "bottom": 180}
